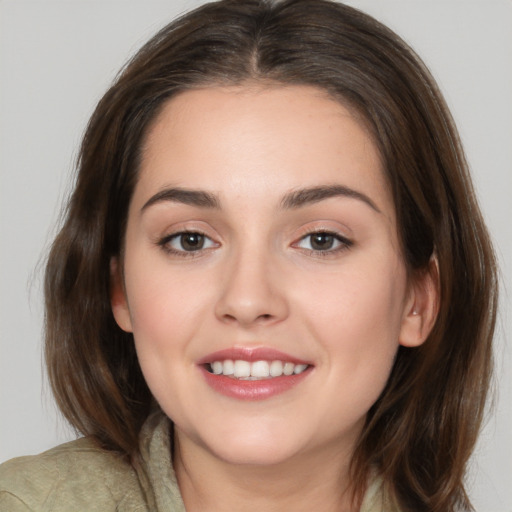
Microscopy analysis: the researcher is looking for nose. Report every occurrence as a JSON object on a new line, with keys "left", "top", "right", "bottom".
{"left": 214, "top": 246, "right": 289, "bottom": 327}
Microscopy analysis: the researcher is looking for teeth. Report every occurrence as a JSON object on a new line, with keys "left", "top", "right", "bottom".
{"left": 233, "top": 360, "right": 251, "bottom": 378}
{"left": 283, "top": 362, "right": 295, "bottom": 376}
{"left": 251, "top": 360, "right": 270, "bottom": 378}
{"left": 269, "top": 360, "right": 283, "bottom": 377}
{"left": 293, "top": 364, "right": 308, "bottom": 374}
{"left": 222, "top": 359, "right": 234, "bottom": 376}
{"left": 211, "top": 361, "right": 223, "bottom": 375}
{"left": 208, "top": 359, "right": 309, "bottom": 379}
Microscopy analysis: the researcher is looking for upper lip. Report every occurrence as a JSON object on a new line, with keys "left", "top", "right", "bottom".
{"left": 197, "top": 346, "right": 312, "bottom": 366}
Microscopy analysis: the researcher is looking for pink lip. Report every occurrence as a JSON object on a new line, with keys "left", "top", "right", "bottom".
{"left": 197, "top": 346, "right": 311, "bottom": 365}
{"left": 199, "top": 366, "right": 312, "bottom": 401}
{"left": 197, "top": 346, "right": 313, "bottom": 401}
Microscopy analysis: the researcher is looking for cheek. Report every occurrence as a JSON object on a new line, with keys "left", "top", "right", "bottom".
{"left": 298, "top": 256, "right": 407, "bottom": 389}
{"left": 122, "top": 257, "right": 218, "bottom": 377}
{"left": 123, "top": 266, "right": 207, "bottom": 409}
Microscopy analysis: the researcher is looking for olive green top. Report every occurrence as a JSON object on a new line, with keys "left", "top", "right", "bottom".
{"left": 0, "top": 412, "right": 394, "bottom": 511}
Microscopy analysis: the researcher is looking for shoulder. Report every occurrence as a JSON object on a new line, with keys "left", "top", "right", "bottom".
{"left": 0, "top": 438, "right": 146, "bottom": 512}
{"left": 361, "top": 475, "right": 402, "bottom": 512}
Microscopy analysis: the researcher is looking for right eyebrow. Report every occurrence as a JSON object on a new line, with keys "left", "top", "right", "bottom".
{"left": 141, "top": 187, "right": 221, "bottom": 213}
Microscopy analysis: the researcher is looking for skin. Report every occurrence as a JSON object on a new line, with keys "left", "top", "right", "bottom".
{"left": 111, "top": 85, "right": 437, "bottom": 512}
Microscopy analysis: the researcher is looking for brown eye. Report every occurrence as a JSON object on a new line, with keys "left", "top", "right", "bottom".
{"left": 161, "top": 231, "right": 216, "bottom": 253}
{"left": 310, "top": 233, "right": 335, "bottom": 250}
{"left": 179, "top": 233, "right": 205, "bottom": 251}
{"left": 295, "top": 231, "right": 352, "bottom": 254}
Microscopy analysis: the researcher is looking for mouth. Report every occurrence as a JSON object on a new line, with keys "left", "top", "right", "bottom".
{"left": 205, "top": 359, "right": 310, "bottom": 380}
{"left": 198, "top": 347, "right": 313, "bottom": 400}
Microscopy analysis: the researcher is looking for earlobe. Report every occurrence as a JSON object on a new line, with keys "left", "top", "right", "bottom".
{"left": 110, "top": 257, "right": 133, "bottom": 333}
{"left": 399, "top": 256, "right": 440, "bottom": 348}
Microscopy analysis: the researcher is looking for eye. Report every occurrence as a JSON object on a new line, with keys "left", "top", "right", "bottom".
{"left": 160, "top": 231, "right": 217, "bottom": 253}
{"left": 295, "top": 231, "right": 352, "bottom": 253}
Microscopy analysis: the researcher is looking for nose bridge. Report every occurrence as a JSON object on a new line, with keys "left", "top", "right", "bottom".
{"left": 215, "top": 235, "right": 288, "bottom": 326}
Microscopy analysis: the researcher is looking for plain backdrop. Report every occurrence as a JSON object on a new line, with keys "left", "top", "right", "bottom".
{"left": 1, "top": 1, "right": 511, "bottom": 510}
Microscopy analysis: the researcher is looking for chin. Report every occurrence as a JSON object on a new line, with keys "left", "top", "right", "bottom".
{"left": 198, "top": 421, "right": 311, "bottom": 467}
{"left": 212, "top": 440, "right": 299, "bottom": 467}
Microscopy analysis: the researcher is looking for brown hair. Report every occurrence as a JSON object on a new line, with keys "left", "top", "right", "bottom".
{"left": 44, "top": 1, "right": 498, "bottom": 510}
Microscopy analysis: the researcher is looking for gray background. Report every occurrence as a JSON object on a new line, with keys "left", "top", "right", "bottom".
{"left": 1, "top": 1, "right": 511, "bottom": 510}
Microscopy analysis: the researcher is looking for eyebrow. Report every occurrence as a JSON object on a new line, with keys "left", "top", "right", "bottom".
{"left": 141, "top": 187, "right": 221, "bottom": 212}
{"left": 281, "top": 185, "right": 381, "bottom": 212}
{"left": 141, "top": 184, "right": 380, "bottom": 213}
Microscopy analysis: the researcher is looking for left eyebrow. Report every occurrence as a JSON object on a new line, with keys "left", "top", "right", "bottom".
{"left": 280, "top": 185, "right": 381, "bottom": 213}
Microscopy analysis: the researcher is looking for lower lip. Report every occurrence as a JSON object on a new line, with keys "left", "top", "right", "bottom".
{"left": 200, "top": 366, "right": 312, "bottom": 401}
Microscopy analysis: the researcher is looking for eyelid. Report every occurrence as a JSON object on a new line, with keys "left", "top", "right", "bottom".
{"left": 152, "top": 219, "right": 219, "bottom": 244}
{"left": 168, "top": 232, "right": 216, "bottom": 249}
{"left": 157, "top": 227, "right": 220, "bottom": 257}
{"left": 291, "top": 226, "right": 354, "bottom": 256}
{"left": 296, "top": 232, "right": 349, "bottom": 248}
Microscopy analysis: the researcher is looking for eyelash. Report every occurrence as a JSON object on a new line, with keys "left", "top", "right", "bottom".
{"left": 157, "top": 230, "right": 353, "bottom": 258}
{"left": 293, "top": 230, "right": 353, "bottom": 257}
{"left": 157, "top": 231, "right": 217, "bottom": 257}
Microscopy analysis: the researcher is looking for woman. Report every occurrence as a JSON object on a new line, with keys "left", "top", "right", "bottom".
{"left": 0, "top": 1, "right": 498, "bottom": 510}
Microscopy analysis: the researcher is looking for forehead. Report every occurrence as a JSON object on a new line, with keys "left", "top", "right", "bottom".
{"left": 135, "top": 84, "right": 392, "bottom": 215}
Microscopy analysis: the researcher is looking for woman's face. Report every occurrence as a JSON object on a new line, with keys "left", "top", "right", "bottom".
{"left": 112, "top": 85, "right": 427, "bottom": 466}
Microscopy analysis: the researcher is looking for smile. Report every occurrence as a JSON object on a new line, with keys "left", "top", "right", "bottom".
{"left": 198, "top": 347, "right": 313, "bottom": 400}
{"left": 207, "top": 360, "right": 309, "bottom": 379}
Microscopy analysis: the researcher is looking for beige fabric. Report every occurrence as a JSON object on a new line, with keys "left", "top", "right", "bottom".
{"left": 0, "top": 412, "right": 392, "bottom": 511}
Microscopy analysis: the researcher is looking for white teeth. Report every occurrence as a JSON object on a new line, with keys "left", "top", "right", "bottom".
{"left": 209, "top": 359, "right": 309, "bottom": 379}
{"left": 269, "top": 360, "right": 283, "bottom": 377}
{"left": 251, "top": 360, "right": 270, "bottom": 377}
{"left": 293, "top": 364, "right": 308, "bottom": 374}
{"left": 233, "top": 360, "right": 251, "bottom": 378}
{"left": 283, "top": 362, "right": 295, "bottom": 376}
{"left": 211, "top": 361, "right": 223, "bottom": 375}
{"left": 222, "top": 359, "right": 234, "bottom": 376}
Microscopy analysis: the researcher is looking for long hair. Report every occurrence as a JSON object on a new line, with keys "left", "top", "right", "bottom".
{"left": 44, "top": 1, "right": 498, "bottom": 510}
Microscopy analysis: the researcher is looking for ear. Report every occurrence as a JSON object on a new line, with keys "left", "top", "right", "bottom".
{"left": 110, "top": 257, "right": 133, "bottom": 333}
{"left": 399, "top": 256, "right": 440, "bottom": 348}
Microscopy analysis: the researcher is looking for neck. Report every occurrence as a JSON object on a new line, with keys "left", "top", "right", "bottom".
{"left": 173, "top": 429, "right": 360, "bottom": 512}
